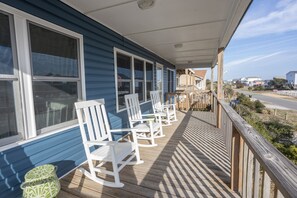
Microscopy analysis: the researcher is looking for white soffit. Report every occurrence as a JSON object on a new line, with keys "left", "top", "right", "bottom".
{"left": 62, "top": 0, "right": 252, "bottom": 68}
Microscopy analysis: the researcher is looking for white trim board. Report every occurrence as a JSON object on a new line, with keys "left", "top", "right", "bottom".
{"left": 114, "top": 47, "right": 154, "bottom": 113}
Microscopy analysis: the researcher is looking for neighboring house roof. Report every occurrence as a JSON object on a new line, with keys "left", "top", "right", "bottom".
{"left": 286, "top": 71, "right": 297, "bottom": 75}
{"left": 194, "top": 70, "right": 207, "bottom": 79}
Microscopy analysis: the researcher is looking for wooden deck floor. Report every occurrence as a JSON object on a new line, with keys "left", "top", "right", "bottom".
{"left": 59, "top": 111, "right": 240, "bottom": 198}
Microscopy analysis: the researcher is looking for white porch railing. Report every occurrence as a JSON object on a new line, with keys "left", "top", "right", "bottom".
{"left": 212, "top": 92, "right": 297, "bottom": 198}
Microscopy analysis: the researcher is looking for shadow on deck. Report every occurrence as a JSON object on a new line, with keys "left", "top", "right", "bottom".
{"left": 59, "top": 111, "right": 240, "bottom": 198}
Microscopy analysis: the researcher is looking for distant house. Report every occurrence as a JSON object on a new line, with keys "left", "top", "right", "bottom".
{"left": 241, "top": 77, "right": 263, "bottom": 87}
{"left": 286, "top": 71, "right": 297, "bottom": 88}
{"left": 263, "top": 80, "right": 271, "bottom": 87}
{"left": 176, "top": 69, "right": 195, "bottom": 87}
{"left": 194, "top": 70, "right": 207, "bottom": 90}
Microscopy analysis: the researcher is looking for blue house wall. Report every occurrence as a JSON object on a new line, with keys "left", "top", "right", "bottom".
{"left": 0, "top": 0, "right": 176, "bottom": 197}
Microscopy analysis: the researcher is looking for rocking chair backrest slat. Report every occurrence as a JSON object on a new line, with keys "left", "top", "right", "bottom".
{"left": 90, "top": 105, "right": 100, "bottom": 140}
{"left": 75, "top": 99, "right": 110, "bottom": 143}
{"left": 150, "top": 91, "right": 162, "bottom": 113}
{"left": 83, "top": 106, "right": 95, "bottom": 141}
{"left": 97, "top": 104, "right": 112, "bottom": 140}
{"left": 125, "top": 94, "right": 142, "bottom": 126}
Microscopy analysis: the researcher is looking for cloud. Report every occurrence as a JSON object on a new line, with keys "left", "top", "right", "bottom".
{"left": 226, "top": 56, "right": 259, "bottom": 67}
{"left": 225, "top": 51, "right": 284, "bottom": 68}
{"left": 276, "top": 0, "right": 295, "bottom": 8}
{"left": 235, "top": 1, "right": 297, "bottom": 39}
{"left": 252, "top": 51, "right": 284, "bottom": 61}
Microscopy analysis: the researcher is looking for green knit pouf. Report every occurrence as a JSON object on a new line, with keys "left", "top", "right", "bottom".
{"left": 21, "top": 164, "right": 60, "bottom": 198}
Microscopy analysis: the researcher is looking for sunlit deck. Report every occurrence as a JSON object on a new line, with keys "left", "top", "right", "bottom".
{"left": 59, "top": 111, "right": 240, "bottom": 198}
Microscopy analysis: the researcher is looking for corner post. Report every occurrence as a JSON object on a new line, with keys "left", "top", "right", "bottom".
{"left": 216, "top": 48, "right": 224, "bottom": 128}
{"left": 210, "top": 67, "right": 214, "bottom": 112}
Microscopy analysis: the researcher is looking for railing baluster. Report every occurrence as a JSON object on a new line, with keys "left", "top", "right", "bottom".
{"left": 247, "top": 150, "right": 254, "bottom": 198}
{"left": 262, "top": 171, "right": 271, "bottom": 198}
{"left": 242, "top": 143, "right": 248, "bottom": 198}
{"left": 231, "top": 126, "right": 241, "bottom": 191}
{"left": 238, "top": 137, "right": 244, "bottom": 195}
{"left": 253, "top": 159, "right": 260, "bottom": 198}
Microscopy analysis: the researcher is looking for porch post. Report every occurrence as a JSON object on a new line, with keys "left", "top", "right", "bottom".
{"left": 210, "top": 66, "right": 214, "bottom": 112}
{"left": 217, "top": 48, "right": 224, "bottom": 128}
{"left": 185, "top": 69, "right": 189, "bottom": 88}
{"left": 217, "top": 48, "right": 224, "bottom": 99}
{"left": 210, "top": 67, "right": 214, "bottom": 91}
{"left": 191, "top": 73, "right": 194, "bottom": 91}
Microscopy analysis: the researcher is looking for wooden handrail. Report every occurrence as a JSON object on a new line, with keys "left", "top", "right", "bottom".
{"left": 212, "top": 91, "right": 297, "bottom": 197}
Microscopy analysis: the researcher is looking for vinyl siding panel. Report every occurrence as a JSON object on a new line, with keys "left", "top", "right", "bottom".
{"left": 0, "top": 0, "right": 175, "bottom": 196}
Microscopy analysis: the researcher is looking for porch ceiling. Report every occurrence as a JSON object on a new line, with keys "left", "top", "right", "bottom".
{"left": 62, "top": 0, "right": 251, "bottom": 69}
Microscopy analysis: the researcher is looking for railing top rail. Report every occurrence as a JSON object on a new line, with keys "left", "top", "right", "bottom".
{"left": 212, "top": 92, "right": 297, "bottom": 197}
{"left": 212, "top": 91, "right": 218, "bottom": 98}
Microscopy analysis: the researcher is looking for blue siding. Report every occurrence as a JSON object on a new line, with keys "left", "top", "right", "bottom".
{"left": 0, "top": 0, "right": 175, "bottom": 196}
{"left": 0, "top": 128, "right": 85, "bottom": 197}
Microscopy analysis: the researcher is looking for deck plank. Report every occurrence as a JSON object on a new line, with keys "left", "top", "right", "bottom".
{"left": 59, "top": 111, "right": 240, "bottom": 198}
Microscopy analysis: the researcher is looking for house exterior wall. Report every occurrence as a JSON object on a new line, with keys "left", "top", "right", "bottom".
{"left": 178, "top": 74, "right": 195, "bottom": 86}
{"left": 286, "top": 71, "right": 297, "bottom": 86}
{"left": 0, "top": 0, "right": 175, "bottom": 196}
{"left": 241, "top": 77, "right": 262, "bottom": 86}
{"left": 196, "top": 78, "right": 206, "bottom": 90}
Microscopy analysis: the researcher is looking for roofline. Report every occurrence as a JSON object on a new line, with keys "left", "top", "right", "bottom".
{"left": 224, "top": 0, "right": 253, "bottom": 48}
{"left": 211, "top": 0, "right": 253, "bottom": 68}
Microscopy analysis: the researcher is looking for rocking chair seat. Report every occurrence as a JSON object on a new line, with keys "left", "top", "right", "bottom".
{"left": 90, "top": 142, "right": 136, "bottom": 162}
{"left": 133, "top": 122, "right": 161, "bottom": 132}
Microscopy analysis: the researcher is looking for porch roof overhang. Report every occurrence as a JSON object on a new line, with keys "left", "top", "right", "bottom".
{"left": 62, "top": 0, "right": 252, "bottom": 69}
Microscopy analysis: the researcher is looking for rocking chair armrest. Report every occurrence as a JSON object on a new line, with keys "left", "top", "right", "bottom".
{"left": 142, "top": 113, "right": 162, "bottom": 117}
{"left": 110, "top": 128, "right": 136, "bottom": 133}
{"left": 162, "top": 104, "right": 175, "bottom": 108}
{"left": 84, "top": 141, "right": 117, "bottom": 146}
{"left": 131, "top": 118, "right": 154, "bottom": 122}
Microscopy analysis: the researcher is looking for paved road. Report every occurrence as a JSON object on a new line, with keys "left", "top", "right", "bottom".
{"left": 236, "top": 90, "right": 297, "bottom": 111}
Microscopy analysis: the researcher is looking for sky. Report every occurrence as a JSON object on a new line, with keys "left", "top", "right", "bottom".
{"left": 205, "top": 0, "right": 297, "bottom": 81}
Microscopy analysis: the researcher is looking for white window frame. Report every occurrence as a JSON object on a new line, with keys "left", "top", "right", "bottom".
{"left": 0, "top": 3, "right": 86, "bottom": 150}
{"left": 114, "top": 47, "right": 153, "bottom": 113}
{"left": 0, "top": 10, "right": 23, "bottom": 147}
{"left": 156, "top": 63, "right": 164, "bottom": 103}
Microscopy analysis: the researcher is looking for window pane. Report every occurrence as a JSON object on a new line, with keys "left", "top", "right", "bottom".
{"left": 146, "top": 81, "right": 152, "bottom": 100}
{"left": 168, "top": 71, "right": 171, "bottom": 92}
{"left": 0, "top": 13, "right": 14, "bottom": 75}
{"left": 117, "top": 53, "right": 131, "bottom": 79}
{"left": 171, "top": 71, "right": 174, "bottom": 92}
{"left": 134, "top": 59, "right": 144, "bottom": 80}
{"left": 33, "top": 81, "right": 78, "bottom": 131}
{"left": 167, "top": 70, "right": 174, "bottom": 92}
{"left": 156, "top": 67, "right": 162, "bottom": 91}
{"left": 135, "top": 81, "right": 144, "bottom": 102}
{"left": 118, "top": 81, "right": 132, "bottom": 110}
{"left": 146, "top": 63, "right": 153, "bottom": 81}
{"left": 29, "top": 24, "right": 78, "bottom": 77}
{"left": 0, "top": 81, "right": 18, "bottom": 139}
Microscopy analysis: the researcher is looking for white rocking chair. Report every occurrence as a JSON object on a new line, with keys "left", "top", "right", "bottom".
{"left": 125, "top": 94, "right": 164, "bottom": 147}
{"left": 150, "top": 91, "right": 177, "bottom": 126}
{"left": 75, "top": 99, "right": 143, "bottom": 188}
